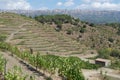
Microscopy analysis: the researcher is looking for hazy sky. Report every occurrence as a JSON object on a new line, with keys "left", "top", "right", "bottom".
{"left": 0, "top": 0, "right": 120, "bottom": 10}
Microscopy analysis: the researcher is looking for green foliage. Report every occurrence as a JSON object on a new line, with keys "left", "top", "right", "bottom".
{"left": 46, "top": 77, "right": 52, "bottom": 80}
{"left": 55, "top": 23, "right": 62, "bottom": 32}
{"left": 98, "top": 48, "right": 111, "bottom": 59}
{"left": 34, "top": 14, "right": 77, "bottom": 25}
{"left": 111, "top": 60, "right": 120, "bottom": 69}
{"left": 0, "top": 55, "right": 4, "bottom": 73}
{"left": 0, "top": 42, "right": 99, "bottom": 80}
{"left": 5, "top": 66, "right": 28, "bottom": 80}
{"left": 117, "top": 27, "right": 120, "bottom": 35}
{"left": 0, "top": 55, "right": 28, "bottom": 80}
{"left": 80, "top": 27, "right": 86, "bottom": 33}
{"left": 83, "top": 25, "right": 87, "bottom": 28}
{"left": 0, "top": 34, "right": 7, "bottom": 42}
{"left": 29, "top": 16, "right": 32, "bottom": 19}
{"left": 0, "top": 42, "right": 11, "bottom": 50}
{"left": 110, "top": 49, "right": 120, "bottom": 59}
{"left": 105, "top": 23, "right": 120, "bottom": 35}
{"left": 20, "top": 14, "right": 27, "bottom": 17}
{"left": 0, "top": 42, "right": 20, "bottom": 56}
{"left": 89, "top": 23, "right": 95, "bottom": 27}
{"left": 66, "top": 29, "right": 73, "bottom": 35}
{"left": 98, "top": 48, "right": 120, "bottom": 59}
{"left": 105, "top": 23, "right": 120, "bottom": 29}
{"left": 98, "top": 48, "right": 120, "bottom": 69}
{"left": 108, "top": 37, "right": 114, "bottom": 43}
{"left": 31, "top": 55, "right": 98, "bottom": 80}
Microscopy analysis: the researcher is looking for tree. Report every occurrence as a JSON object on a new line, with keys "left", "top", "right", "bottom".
{"left": 117, "top": 27, "right": 120, "bottom": 35}
{"left": 80, "top": 27, "right": 86, "bottom": 33}
{"left": 55, "top": 23, "right": 62, "bottom": 32}
{"left": 89, "top": 23, "right": 95, "bottom": 27}
{"left": 110, "top": 49, "right": 120, "bottom": 58}
{"left": 0, "top": 34, "right": 6, "bottom": 42}
{"left": 98, "top": 48, "right": 111, "bottom": 59}
{"left": 66, "top": 29, "right": 73, "bottom": 35}
{"left": 108, "top": 37, "right": 114, "bottom": 43}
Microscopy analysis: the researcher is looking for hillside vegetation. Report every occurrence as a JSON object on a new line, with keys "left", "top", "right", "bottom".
{"left": 0, "top": 13, "right": 89, "bottom": 55}
{"left": 0, "top": 42, "right": 99, "bottom": 80}
{"left": 7, "top": 10, "right": 120, "bottom": 24}
{"left": 34, "top": 15, "right": 120, "bottom": 50}
{"left": 0, "top": 12, "right": 120, "bottom": 79}
{"left": 0, "top": 12, "right": 97, "bottom": 80}
{"left": 1, "top": 12, "right": 120, "bottom": 59}
{"left": 34, "top": 14, "right": 120, "bottom": 69}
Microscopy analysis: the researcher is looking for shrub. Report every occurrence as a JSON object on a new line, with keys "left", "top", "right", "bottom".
{"left": 108, "top": 37, "right": 114, "bottom": 43}
{"left": 117, "top": 27, "right": 120, "bottom": 35}
{"left": 66, "top": 29, "right": 73, "bottom": 35}
{"left": 83, "top": 25, "right": 87, "bottom": 28}
{"left": 89, "top": 23, "right": 95, "bottom": 27}
{"left": 98, "top": 48, "right": 111, "bottom": 59}
{"left": 57, "top": 24, "right": 62, "bottom": 29}
{"left": 80, "top": 27, "right": 86, "bottom": 33}
{"left": 0, "top": 34, "right": 6, "bottom": 42}
{"left": 110, "top": 49, "right": 120, "bottom": 58}
{"left": 55, "top": 23, "right": 62, "bottom": 32}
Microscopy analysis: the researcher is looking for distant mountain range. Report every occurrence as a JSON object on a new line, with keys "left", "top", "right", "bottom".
{"left": 1, "top": 9, "right": 120, "bottom": 24}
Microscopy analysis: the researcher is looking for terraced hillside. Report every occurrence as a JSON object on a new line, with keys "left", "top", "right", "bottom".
{"left": 0, "top": 12, "right": 89, "bottom": 56}
{"left": 34, "top": 15, "right": 120, "bottom": 51}
{"left": 0, "top": 13, "right": 32, "bottom": 35}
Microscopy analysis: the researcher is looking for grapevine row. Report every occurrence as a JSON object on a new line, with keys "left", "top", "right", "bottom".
{"left": 0, "top": 42, "right": 99, "bottom": 80}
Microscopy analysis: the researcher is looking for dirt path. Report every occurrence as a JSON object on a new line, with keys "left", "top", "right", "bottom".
{"left": 3, "top": 23, "right": 62, "bottom": 80}
{"left": 5, "top": 23, "right": 27, "bottom": 43}
{"left": 0, "top": 51, "right": 46, "bottom": 80}
{"left": 3, "top": 23, "right": 47, "bottom": 80}
{"left": 82, "top": 68, "right": 120, "bottom": 80}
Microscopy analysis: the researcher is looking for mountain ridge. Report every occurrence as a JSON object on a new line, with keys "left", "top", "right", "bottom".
{"left": 1, "top": 9, "right": 120, "bottom": 24}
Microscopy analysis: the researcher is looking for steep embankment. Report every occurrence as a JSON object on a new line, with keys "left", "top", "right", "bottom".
{"left": 0, "top": 12, "right": 90, "bottom": 56}
{"left": 34, "top": 15, "right": 120, "bottom": 51}
{"left": 1, "top": 12, "right": 120, "bottom": 56}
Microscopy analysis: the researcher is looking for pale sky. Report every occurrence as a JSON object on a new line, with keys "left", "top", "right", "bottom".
{"left": 0, "top": 0, "right": 120, "bottom": 10}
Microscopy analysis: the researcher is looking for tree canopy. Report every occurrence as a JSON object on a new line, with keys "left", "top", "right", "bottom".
{"left": 34, "top": 14, "right": 80, "bottom": 25}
